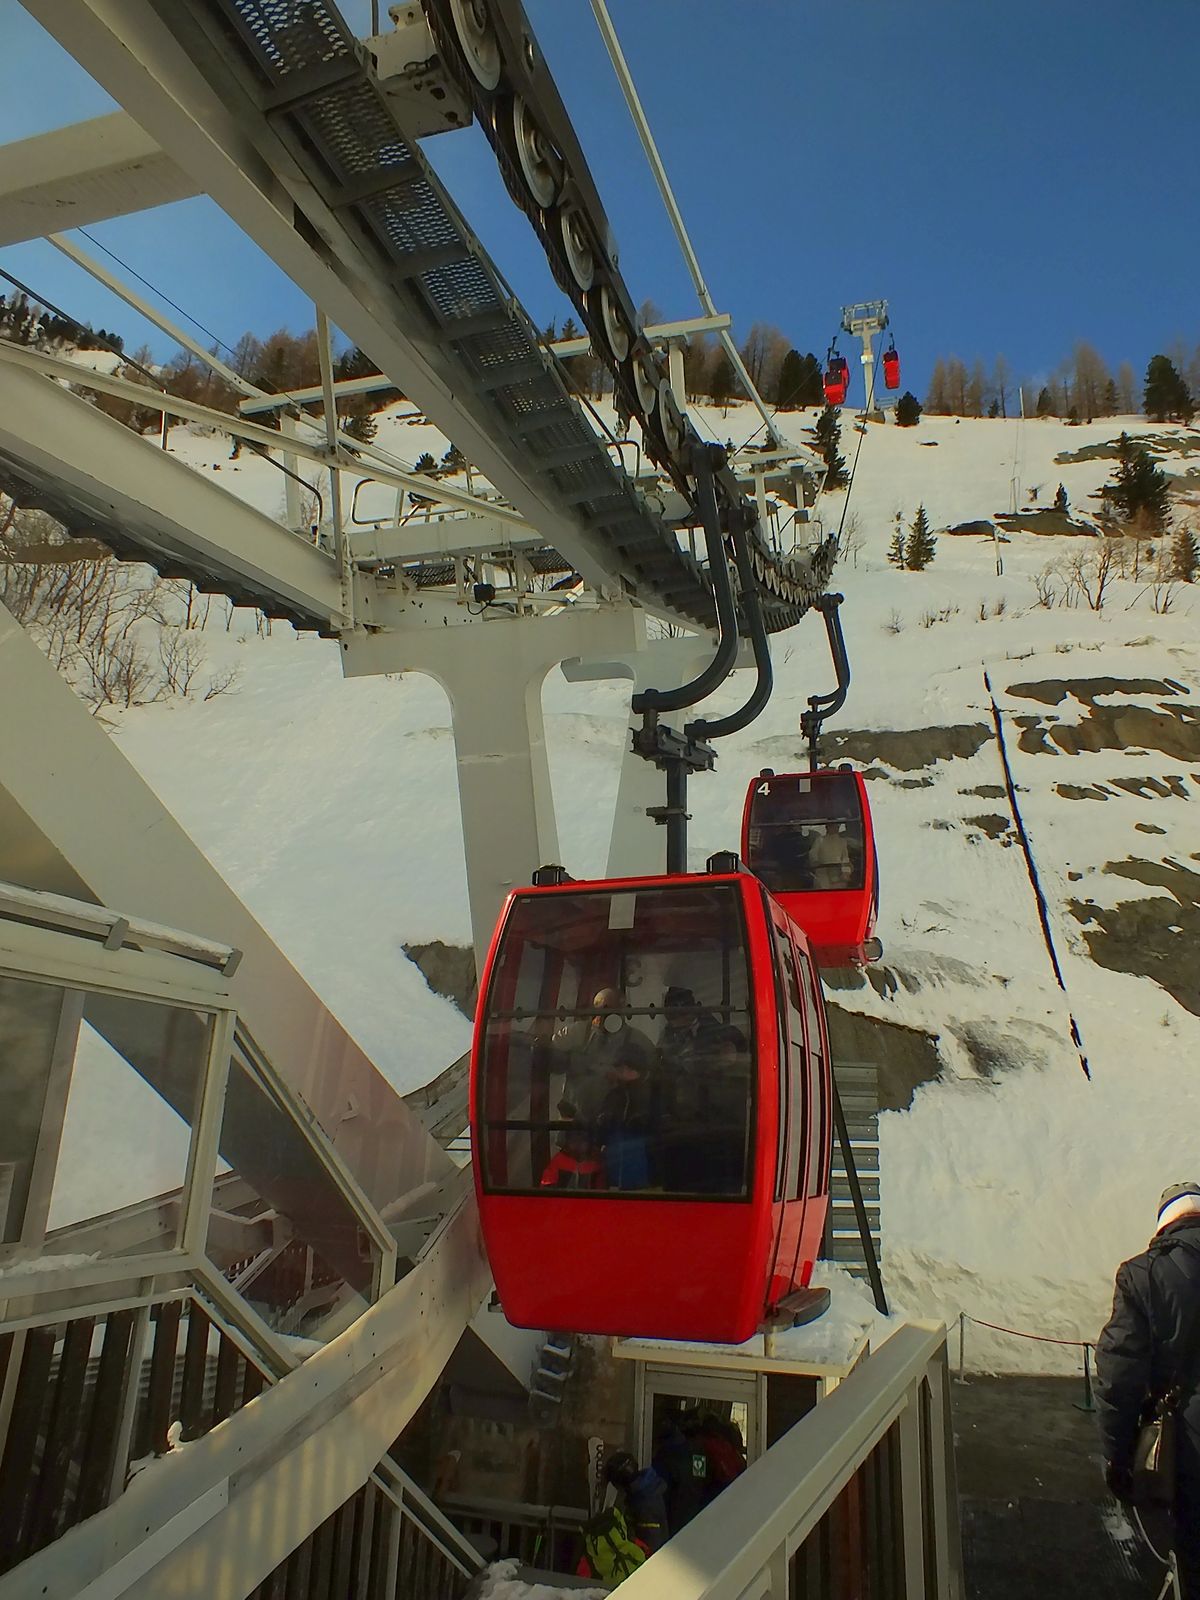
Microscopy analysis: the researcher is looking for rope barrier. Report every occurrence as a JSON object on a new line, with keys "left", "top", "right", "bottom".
{"left": 956, "top": 1311, "right": 1097, "bottom": 1410}
{"left": 964, "top": 1314, "right": 1091, "bottom": 1349}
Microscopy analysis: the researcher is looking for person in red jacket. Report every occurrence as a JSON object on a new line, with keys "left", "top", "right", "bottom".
{"left": 540, "top": 1125, "right": 606, "bottom": 1190}
{"left": 697, "top": 1413, "right": 747, "bottom": 1501}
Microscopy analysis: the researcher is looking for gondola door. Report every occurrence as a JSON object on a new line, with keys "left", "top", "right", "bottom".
{"left": 791, "top": 942, "right": 832, "bottom": 1277}
{"left": 764, "top": 909, "right": 809, "bottom": 1312}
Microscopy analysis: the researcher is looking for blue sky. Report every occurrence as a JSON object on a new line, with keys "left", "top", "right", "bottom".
{"left": 2, "top": 1, "right": 1197, "bottom": 402}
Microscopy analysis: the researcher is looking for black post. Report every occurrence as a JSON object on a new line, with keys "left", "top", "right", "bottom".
{"left": 665, "top": 760, "right": 688, "bottom": 876}
{"left": 832, "top": 1076, "right": 888, "bottom": 1316}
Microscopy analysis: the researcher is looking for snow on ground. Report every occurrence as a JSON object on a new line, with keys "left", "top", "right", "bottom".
{"left": 70, "top": 398, "right": 1200, "bottom": 1369}
{"left": 471, "top": 1561, "right": 605, "bottom": 1600}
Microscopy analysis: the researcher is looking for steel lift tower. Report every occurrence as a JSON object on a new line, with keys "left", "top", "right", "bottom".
{"left": 841, "top": 299, "right": 890, "bottom": 420}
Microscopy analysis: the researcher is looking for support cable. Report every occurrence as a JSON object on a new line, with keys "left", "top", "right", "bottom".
{"left": 587, "top": 0, "right": 785, "bottom": 450}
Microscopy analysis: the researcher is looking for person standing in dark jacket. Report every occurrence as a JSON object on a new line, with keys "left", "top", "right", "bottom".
{"left": 653, "top": 1410, "right": 710, "bottom": 1532}
{"left": 1096, "top": 1182, "right": 1200, "bottom": 1596}
{"left": 604, "top": 1450, "right": 670, "bottom": 1553}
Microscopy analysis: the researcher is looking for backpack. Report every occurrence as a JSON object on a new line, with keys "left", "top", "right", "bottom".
{"left": 582, "top": 1505, "right": 646, "bottom": 1582}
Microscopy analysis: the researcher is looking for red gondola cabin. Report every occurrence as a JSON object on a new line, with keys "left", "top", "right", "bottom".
{"left": 882, "top": 348, "right": 901, "bottom": 391}
{"left": 472, "top": 863, "right": 832, "bottom": 1344}
{"left": 823, "top": 354, "right": 850, "bottom": 407}
{"left": 741, "top": 769, "right": 880, "bottom": 968}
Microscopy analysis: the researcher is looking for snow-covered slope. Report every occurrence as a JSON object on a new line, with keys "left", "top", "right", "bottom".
{"left": 90, "top": 402, "right": 1200, "bottom": 1369}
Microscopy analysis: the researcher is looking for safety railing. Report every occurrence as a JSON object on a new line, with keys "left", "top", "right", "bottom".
{"left": 440, "top": 1491, "right": 589, "bottom": 1574}
{"left": 246, "top": 1456, "right": 483, "bottom": 1600}
{"left": 0, "top": 1289, "right": 270, "bottom": 1576}
{"left": 614, "top": 1322, "right": 963, "bottom": 1599}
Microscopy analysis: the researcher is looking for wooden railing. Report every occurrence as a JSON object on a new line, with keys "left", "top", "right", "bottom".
{"left": 0, "top": 1293, "right": 269, "bottom": 1576}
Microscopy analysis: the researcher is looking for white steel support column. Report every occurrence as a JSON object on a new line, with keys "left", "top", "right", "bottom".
{"left": 342, "top": 605, "right": 642, "bottom": 966}
{"left": 859, "top": 327, "right": 879, "bottom": 419}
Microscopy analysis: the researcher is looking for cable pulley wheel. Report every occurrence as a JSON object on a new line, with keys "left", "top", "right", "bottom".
{"left": 598, "top": 286, "right": 631, "bottom": 364}
{"left": 632, "top": 350, "right": 659, "bottom": 417}
{"left": 448, "top": 0, "right": 502, "bottom": 90}
{"left": 513, "top": 97, "right": 560, "bottom": 209}
{"left": 658, "top": 379, "right": 684, "bottom": 456}
{"left": 558, "top": 205, "right": 595, "bottom": 291}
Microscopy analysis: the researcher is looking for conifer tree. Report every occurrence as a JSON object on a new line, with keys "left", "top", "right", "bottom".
{"left": 988, "top": 399, "right": 1000, "bottom": 419}
{"left": 710, "top": 349, "right": 737, "bottom": 411}
{"left": 774, "top": 349, "right": 820, "bottom": 410}
{"left": 1054, "top": 483, "right": 1069, "bottom": 514}
{"left": 905, "top": 505, "right": 937, "bottom": 570}
{"left": 1102, "top": 378, "right": 1119, "bottom": 416}
{"left": 342, "top": 409, "right": 377, "bottom": 445}
{"left": 1035, "top": 387, "right": 1054, "bottom": 418}
{"left": 1104, "top": 433, "right": 1171, "bottom": 528}
{"left": 1171, "top": 526, "right": 1199, "bottom": 583}
{"left": 894, "top": 390, "right": 921, "bottom": 427}
{"left": 798, "top": 352, "right": 824, "bottom": 408}
{"left": 813, "top": 404, "right": 847, "bottom": 487}
{"left": 1144, "top": 355, "right": 1194, "bottom": 422}
{"left": 887, "top": 523, "right": 907, "bottom": 569}
{"left": 414, "top": 451, "right": 437, "bottom": 473}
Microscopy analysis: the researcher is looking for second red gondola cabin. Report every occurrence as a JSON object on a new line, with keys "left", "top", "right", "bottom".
{"left": 741, "top": 769, "right": 880, "bottom": 968}
{"left": 472, "top": 860, "right": 832, "bottom": 1344}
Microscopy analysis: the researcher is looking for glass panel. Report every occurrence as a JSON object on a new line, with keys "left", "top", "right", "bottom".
{"left": 47, "top": 993, "right": 211, "bottom": 1244}
{"left": 768, "top": 931, "right": 790, "bottom": 1203}
{"left": 207, "top": 1044, "right": 379, "bottom": 1341}
{"left": 479, "top": 884, "right": 754, "bottom": 1199}
{"left": 746, "top": 773, "right": 865, "bottom": 894}
{"left": 0, "top": 975, "right": 71, "bottom": 1245}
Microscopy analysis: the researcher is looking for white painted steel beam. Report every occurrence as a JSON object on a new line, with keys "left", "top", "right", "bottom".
{"left": 0, "top": 112, "right": 197, "bottom": 247}
{"left": 550, "top": 312, "right": 733, "bottom": 360}
{"left": 49, "top": 232, "right": 260, "bottom": 400}
{"left": 348, "top": 512, "right": 548, "bottom": 566}
{"left": 237, "top": 374, "right": 412, "bottom": 415}
{"left": 0, "top": 362, "right": 344, "bottom": 628}
{"left": 0, "top": 341, "right": 530, "bottom": 533}
{"left": 19, "top": 0, "right": 642, "bottom": 607}
{"left": 343, "top": 604, "right": 643, "bottom": 964}
{"left": 0, "top": 601, "right": 452, "bottom": 1213}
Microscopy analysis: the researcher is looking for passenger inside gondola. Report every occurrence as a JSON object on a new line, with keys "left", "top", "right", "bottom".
{"left": 477, "top": 884, "right": 755, "bottom": 1199}
{"left": 554, "top": 986, "right": 656, "bottom": 1123}
{"left": 746, "top": 773, "right": 865, "bottom": 897}
{"left": 807, "top": 820, "right": 853, "bottom": 889}
{"left": 540, "top": 1124, "right": 606, "bottom": 1190}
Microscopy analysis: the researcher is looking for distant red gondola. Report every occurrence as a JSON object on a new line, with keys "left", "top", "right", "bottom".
{"left": 741, "top": 769, "right": 880, "bottom": 968}
{"left": 823, "top": 353, "right": 850, "bottom": 407}
{"left": 882, "top": 346, "right": 901, "bottom": 391}
{"left": 472, "top": 862, "right": 832, "bottom": 1344}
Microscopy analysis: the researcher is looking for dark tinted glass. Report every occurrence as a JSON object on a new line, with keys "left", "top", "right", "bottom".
{"left": 746, "top": 773, "right": 865, "bottom": 895}
{"left": 478, "top": 884, "right": 754, "bottom": 1200}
